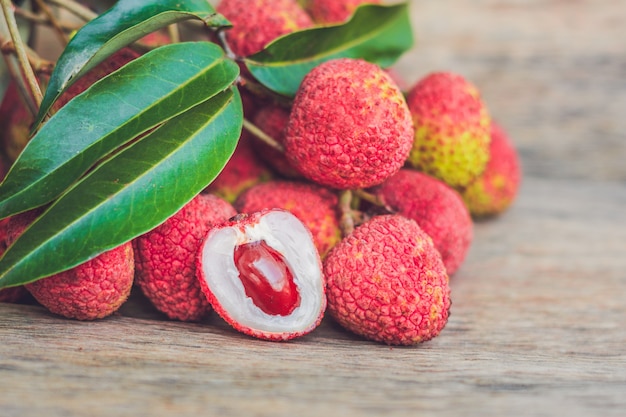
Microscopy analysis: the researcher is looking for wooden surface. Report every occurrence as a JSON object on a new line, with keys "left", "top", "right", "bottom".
{"left": 2, "top": 1, "right": 626, "bottom": 416}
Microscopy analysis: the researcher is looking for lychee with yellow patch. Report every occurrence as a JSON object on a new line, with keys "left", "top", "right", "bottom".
{"left": 406, "top": 71, "right": 491, "bottom": 189}
{"left": 462, "top": 122, "right": 522, "bottom": 217}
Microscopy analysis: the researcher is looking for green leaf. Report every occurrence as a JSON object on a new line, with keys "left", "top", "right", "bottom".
{"left": 0, "top": 41, "right": 239, "bottom": 220}
{"left": 0, "top": 88, "right": 242, "bottom": 289}
{"left": 244, "top": 3, "right": 413, "bottom": 97}
{"left": 33, "top": 0, "right": 230, "bottom": 128}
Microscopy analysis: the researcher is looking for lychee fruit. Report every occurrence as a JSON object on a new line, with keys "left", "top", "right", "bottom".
{"left": 251, "top": 104, "right": 302, "bottom": 178}
{"left": 234, "top": 180, "right": 341, "bottom": 258}
{"left": 133, "top": 193, "right": 237, "bottom": 322}
{"left": 216, "top": 0, "right": 314, "bottom": 58}
{"left": 324, "top": 214, "right": 451, "bottom": 345}
{"left": 306, "top": 0, "right": 382, "bottom": 24}
{"left": 0, "top": 285, "right": 28, "bottom": 304}
{"left": 285, "top": 58, "right": 414, "bottom": 190}
{"left": 405, "top": 71, "right": 491, "bottom": 189}
{"left": 204, "top": 132, "right": 273, "bottom": 203}
{"left": 4, "top": 210, "right": 134, "bottom": 320}
{"left": 196, "top": 209, "right": 326, "bottom": 341}
{"left": 373, "top": 169, "right": 473, "bottom": 275}
{"left": 461, "top": 122, "right": 522, "bottom": 217}
{"left": 0, "top": 81, "right": 36, "bottom": 162}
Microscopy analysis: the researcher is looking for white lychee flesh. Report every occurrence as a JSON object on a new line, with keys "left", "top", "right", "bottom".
{"left": 197, "top": 209, "right": 326, "bottom": 340}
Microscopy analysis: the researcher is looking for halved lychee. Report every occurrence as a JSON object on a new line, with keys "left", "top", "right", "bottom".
{"left": 196, "top": 209, "right": 326, "bottom": 341}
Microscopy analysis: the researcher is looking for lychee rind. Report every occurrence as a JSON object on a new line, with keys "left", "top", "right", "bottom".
{"left": 406, "top": 71, "right": 491, "bottom": 189}
{"left": 306, "top": 0, "right": 382, "bottom": 24}
{"left": 4, "top": 211, "right": 134, "bottom": 320}
{"left": 133, "top": 193, "right": 237, "bottom": 322}
{"left": 461, "top": 122, "right": 522, "bottom": 217}
{"left": 324, "top": 214, "right": 451, "bottom": 345}
{"left": 285, "top": 58, "right": 414, "bottom": 190}
{"left": 234, "top": 180, "right": 341, "bottom": 258}
{"left": 197, "top": 209, "right": 326, "bottom": 341}
{"left": 204, "top": 132, "right": 273, "bottom": 203}
{"left": 217, "top": 0, "right": 314, "bottom": 58}
{"left": 251, "top": 104, "right": 302, "bottom": 178}
{"left": 373, "top": 169, "right": 473, "bottom": 275}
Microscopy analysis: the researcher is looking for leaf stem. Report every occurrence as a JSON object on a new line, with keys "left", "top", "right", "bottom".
{"left": 242, "top": 118, "right": 284, "bottom": 153}
{"left": 13, "top": 5, "right": 81, "bottom": 31}
{"left": 0, "top": 0, "right": 42, "bottom": 111}
{"left": 353, "top": 188, "right": 394, "bottom": 213}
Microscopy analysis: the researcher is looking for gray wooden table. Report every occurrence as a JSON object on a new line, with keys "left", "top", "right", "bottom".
{"left": 2, "top": 1, "right": 625, "bottom": 416}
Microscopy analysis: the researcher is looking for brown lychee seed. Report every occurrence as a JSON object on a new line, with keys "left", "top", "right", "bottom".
{"left": 324, "top": 214, "right": 451, "bottom": 345}
{"left": 196, "top": 209, "right": 326, "bottom": 341}
{"left": 461, "top": 122, "right": 522, "bottom": 217}
{"left": 373, "top": 169, "right": 473, "bottom": 276}
{"left": 306, "top": 0, "right": 382, "bottom": 24}
{"left": 216, "top": 0, "right": 313, "bottom": 58}
{"left": 234, "top": 180, "right": 341, "bottom": 258}
{"left": 5, "top": 210, "right": 134, "bottom": 320}
{"left": 285, "top": 58, "right": 414, "bottom": 189}
{"left": 133, "top": 193, "right": 237, "bottom": 322}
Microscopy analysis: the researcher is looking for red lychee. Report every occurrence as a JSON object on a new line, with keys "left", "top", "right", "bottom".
{"left": 285, "top": 58, "right": 414, "bottom": 189}
{"left": 204, "top": 132, "right": 273, "bottom": 203}
{"left": 216, "top": 0, "right": 314, "bottom": 58}
{"left": 4, "top": 211, "right": 134, "bottom": 320}
{"left": 461, "top": 122, "right": 522, "bottom": 217}
{"left": 196, "top": 209, "right": 326, "bottom": 341}
{"left": 251, "top": 104, "right": 302, "bottom": 178}
{"left": 373, "top": 169, "right": 473, "bottom": 275}
{"left": 324, "top": 214, "right": 451, "bottom": 345}
{"left": 306, "top": 0, "right": 382, "bottom": 24}
{"left": 405, "top": 71, "right": 491, "bottom": 189}
{"left": 234, "top": 180, "right": 341, "bottom": 257}
{"left": 133, "top": 193, "right": 237, "bottom": 322}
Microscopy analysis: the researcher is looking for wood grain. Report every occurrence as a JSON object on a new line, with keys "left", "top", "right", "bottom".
{"left": 2, "top": 1, "right": 626, "bottom": 416}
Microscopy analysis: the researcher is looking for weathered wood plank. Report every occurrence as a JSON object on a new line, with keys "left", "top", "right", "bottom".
{"left": 1, "top": 177, "right": 625, "bottom": 417}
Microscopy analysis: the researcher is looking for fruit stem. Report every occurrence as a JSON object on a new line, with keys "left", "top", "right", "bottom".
{"left": 0, "top": 0, "right": 42, "bottom": 112}
{"left": 353, "top": 189, "right": 394, "bottom": 213}
{"left": 215, "top": 28, "right": 237, "bottom": 61}
{"left": 47, "top": 0, "right": 97, "bottom": 22}
{"left": 242, "top": 118, "right": 285, "bottom": 153}
{"left": 339, "top": 190, "right": 356, "bottom": 236}
{"left": 33, "top": 0, "right": 69, "bottom": 45}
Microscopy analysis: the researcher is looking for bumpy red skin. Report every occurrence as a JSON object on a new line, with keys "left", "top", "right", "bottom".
{"left": 0, "top": 81, "right": 35, "bottom": 162}
{"left": 324, "top": 215, "right": 451, "bottom": 345}
{"left": 307, "top": 0, "right": 382, "bottom": 24}
{"left": 285, "top": 58, "right": 414, "bottom": 189}
{"left": 0, "top": 216, "right": 28, "bottom": 304}
{"left": 406, "top": 71, "right": 491, "bottom": 189}
{"left": 4, "top": 211, "right": 134, "bottom": 320}
{"left": 252, "top": 105, "right": 302, "bottom": 178}
{"left": 217, "top": 0, "right": 313, "bottom": 57}
{"left": 204, "top": 132, "right": 273, "bottom": 203}
{"left": 234, "top": 180, "right": 341, "bottom": 257}
{"left": 462, "top": 122, "right": 522, "bottom": 217}
{"left": 196, "top": 210, "right": 326, "bottom": 341}
{"left": 374, "top": 169, "right": 473, "bottom": 275}
{"left": 134, "top": 194, "right": 237, "bottom": 321}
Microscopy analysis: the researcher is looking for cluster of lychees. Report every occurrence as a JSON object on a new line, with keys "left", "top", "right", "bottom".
{"left": 0, "top": 0, "right": 521, "bottom": 346}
